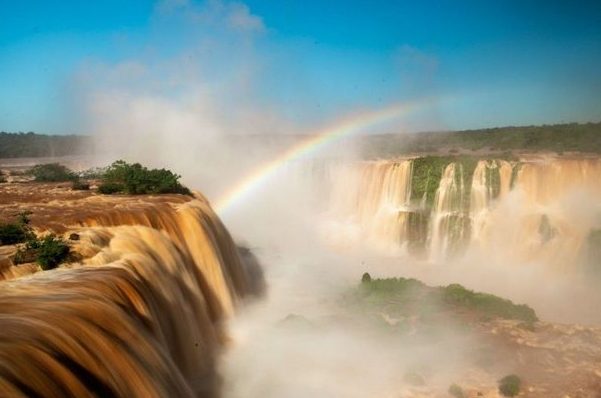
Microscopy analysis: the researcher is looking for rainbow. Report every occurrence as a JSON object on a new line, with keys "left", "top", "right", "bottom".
{"left": 214, "top": 100, "right": 430, "bottom": 214}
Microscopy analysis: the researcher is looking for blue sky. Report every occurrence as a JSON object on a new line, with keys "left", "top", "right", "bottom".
{"left": 0, "top": 0, "right": 600, "bottom": 134}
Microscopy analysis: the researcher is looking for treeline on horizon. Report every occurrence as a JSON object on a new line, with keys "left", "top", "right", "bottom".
{"left": 1, "top": 121, "right": 600, "bottom": 159}
{"left": 361, "top": 121, "right": 601, "bottom": 157}
{"left": 0, "top": 132, "right": 90, "bottom": 158}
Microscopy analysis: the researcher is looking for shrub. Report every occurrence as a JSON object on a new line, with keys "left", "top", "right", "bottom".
{"left": 348, "top": 276, "right": 539, "bottom": 325}
{"left": 23, "top": 234, "right": 70, "bottom": 270}
{"left": 97, "top": 182, "right": 125, "bottom": 194}
{"left": 71, "top": 179, "right": 90, "bottom": 190}
{"left": 36, "top": 235, "right": 70, "bottom": 270}
{"left": 498, "top": 374, "right": 521, "bottom": 397}
{"left": 448, "top": 384, "right": 465, "bottom": 398}
{"left": 0, "top": 173, "right": 6, "bottom": 183}
{"left": 442, "top": 283, "right": 538, "bottom": 323}
{"left": 17, "top": 210, "right": 32, "bottom": 225}
{"left": 99, "top": 160, "right": 191, "bottom": 195}
{"left": 0, "top": 211, "right": 34, "bottom": 245}
{"left": 28, "top": 163, "right": 75, "bottom": 182}
{"left": 0, "top": 223, "right": 29, "bottom": 245}
{"left": 77, "top": 166, "right": 107, "bottom": 179}
{"left": 359, "top": 277, "right": 425, "bottom": 297}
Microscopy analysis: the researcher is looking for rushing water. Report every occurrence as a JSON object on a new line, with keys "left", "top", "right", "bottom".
{"left": 0, "top": 197, "right": 263, "bottom": 398}
{"left": 2, "top": 155, "right": 601, "bottom": 397}
{"left": 325, "top": 156, "right": 601, "bottom": 268}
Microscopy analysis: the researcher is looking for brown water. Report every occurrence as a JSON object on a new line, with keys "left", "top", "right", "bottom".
{"left": 0, "top": 190, "right": 262, "bottom": 398}
{"left": 325, "top": 156, "right": 601, "bottom": 268}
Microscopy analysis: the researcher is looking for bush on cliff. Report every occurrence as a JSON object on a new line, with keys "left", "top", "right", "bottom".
{"left": 498, "top": 374, "right": 521, "bottom": 397}
{"left": 448, "top": 384, "right": 465, "bottom": 398}
{"left": 14, "top": 234, "right": 70, "bottom": 270}
{"left": 97, "top": 182, "right": 124, "bottom": 194}
{"left": 28, "top": 163, "right": 75, "bottom": 182}
{"left": 0, "top": 223, "right": 29, "bottom": 245}
{"left": 71, "top": 179, "right": 90, "bottom": 190}
{"left": 98, "top": 160, "right": 191, "bottom": 195}
{"left": 349, "top": 275, "right": 538, "bottom": 324}
{"left": 0, "top": 211, "right": 34, "bottom": 246}
{"left": 33, "top": 234, "right": 70, "bottom": 270}
{"left": 442, "top": 283, "right": 538, "bottom": 323}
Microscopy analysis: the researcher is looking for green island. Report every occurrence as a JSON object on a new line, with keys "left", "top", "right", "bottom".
{"left": 344, "top": 274, "right": 538, "bottom": 331}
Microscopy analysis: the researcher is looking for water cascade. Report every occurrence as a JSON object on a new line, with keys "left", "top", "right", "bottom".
{"left": 428, "top": 162, "right": 468, "bottom": 262}
{"left": 326, "top": 160, "right": 413, "bottom": 252}
{"left": 325, "top": 156, "right": 601, "bottom": 267}
{"left": 0, "top": 197, "right": 263, "bottom": 398}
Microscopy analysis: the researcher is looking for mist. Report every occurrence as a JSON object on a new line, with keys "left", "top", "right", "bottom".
{"left": 57, "top": 1, "right": 601, "bottom": 397}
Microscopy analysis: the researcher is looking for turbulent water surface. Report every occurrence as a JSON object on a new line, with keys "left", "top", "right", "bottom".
{"left": 1, "top": 154, "right": 601, "bottom": 397}
{"left": 0, "top": 185, "right": 263, "bottom": 397}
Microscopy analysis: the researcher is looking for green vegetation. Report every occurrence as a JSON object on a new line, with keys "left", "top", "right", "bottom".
{"left": 406, "top": 156, "right": 509, "bottom": 257}
{"left": 486, "top": 160, "right": 502, "bottom": 199}
{"left": 98, "top": 160, "right": 191, "bottom": 195}
{"left": 77, "top": 166, "right": 107, "bottom": 179}
{"left": 355, "top": 277, "right": 426, "bottom": 301}
{"left": 71, "top": 179, "right": 90, "bottom": 190}
{"left": 441, "top": 284, "right": 538, "bottom": 323}
{"left": 410, "top": 155, "right": 478, "bottom": 208}
{"left": 28, "top": 163, "right": 75, "bottom": 182}
{"left": 0, "top": 173, "right": 6, "bottom": 183}
{"left": 14, "top": 234, "right": 70, "bottom": 270}
{"left": 1, "top": 211, "right": 71, "bottom": 270}
{"left": 448, "top": 384, "right": 465, "bottom": 398}
{"left": 361, "top": 122, "right": 601, "bottom": 158}
{"left": 509, "top": 162, "right": 522, "bottom": 189}
{"left": 498, "top": 374, "right": 521, "bottom": 397}
{"left": 0, "top": 223, "right": 31, "bottom": 245}
{"left": 347, "top": 276, "right": 538, "bottom": 324}
{"left": 28, "top": 234, "right": 70, "bottom": 270}
{"left": 361, "top": 272, "right": 372, "bottom": 283}
{"left": 410, "top": 156, "right": 449, "bottom": 206}
{"left": 0, "top": 131, "right": 89, "bottom": 158}
{"left": 2, "top": 122, "right": 599, "bottom": 160}
{"left": 0, "top": 212, "right": 34, "bottom": 245}
{"left": 97, "top": 181, "right": 124, "bottom": 194}
{"left": 4, "top": 159, "right": 191, "bottom": 196}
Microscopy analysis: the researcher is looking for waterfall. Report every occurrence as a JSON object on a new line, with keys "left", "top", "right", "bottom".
{"left": 428, "top": 163, "right": 469, "bottom": 262}
{"left": 326, "top": 160, "right": 413, "bottom": 252}
{"left": 0, "top": 196, "right": 263, "bottom": 398}
{"left": 324, "top": 156, "right": 601, "bottom": 267}
{"left": 500, "top": 157, "right": 601, "bottom": 269}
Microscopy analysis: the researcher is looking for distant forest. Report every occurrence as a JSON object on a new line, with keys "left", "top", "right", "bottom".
{"left": 1, "top": 122, "right": 600, "bottom": 159}
{"left": 360, "top": 121, "right": 601, "bottom": 158}
{"left": 0, "top": 132, "right": 90, "bottom": 158}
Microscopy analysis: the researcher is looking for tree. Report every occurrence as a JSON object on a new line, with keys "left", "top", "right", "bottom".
{"left": 0, "top": 211, "right": 34, "bottom": 245}
{"left": 498, "top": 374, "right": 521, "bottom": 397}
{"left": 99, "top": 160, "right": 191, "bottom": 195}
{"left": 28, "top": 163, "right": 75, "bottom": 182}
